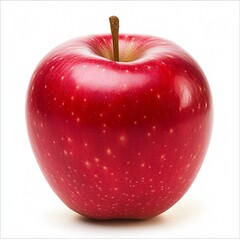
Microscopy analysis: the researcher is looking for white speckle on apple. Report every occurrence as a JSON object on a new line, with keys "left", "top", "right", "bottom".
{"left": 174, "top": 148, "right": 178, "bottom": 152}
{"left": 51, "top": 66, "right": 55, "bottom": 70}
{"left": 53, "top": 97, "right": 57, "bottom": 101}
{"left": 71, "top": 112, "right": 75, "bottom": 116}
{"left": 84, "top": 142, "right": 88, "bottom": 147}
{"left": 204, "top": 102, "right": 208, "bottom": 109}
{"left": 40, "top": 123, "right": 43, "bottom": 128}
{"left": 97, "top": 65, "right": 99, "bottom": 68}
{"left": 152, "top": 126, "right": 156, "bottom": 130}
{"left": 106, "top": 148, "right": 112, "bottom": 155}
{"left": 83, "top": 98, "right": 87, "bottom": 102}
{"left": 67, "top": 137, "right": 72, "bottom": 142}
{"left": 99, "top": 113, "right": 103, "bottom": 117}
{"left": 62, "top": 102, "right": 65, "bottom": 106}
{"left": 125, "top": 70, "right": 129, "bottom": 73}
{"left": 119, "top": 135, "right": 126, "bottom": 142}
{"left": 161, "top": 154, "right": 166, "bottom": 159}
{"left": 179, "top": 155, "right": 183, "bottom": 159}
{"left": 199, "top": 125, "right": 202, "bottom": 129}
{"left": 70, "top": 96, "right": 74, "bottom": 101}
{"left": 83, "top": 65, "right": 86, "bottom": 68}
{"left": 198, "top": 103, "right": 201, "bottom": 109}
{"left": 33, "top": 121, "right": 36, "bottom": 126}
{"left": 134, "top": 121, "right": 138, "bottom": 125}
{"left": 143, "top": 115, "right": 147, "bottom": 119}
{"left": 192, "top": 108, "right": 195, "bottom": 113}
{"left": 137, "top": 152, "right": 141, "bottom": 156}
{"left": 178, "top": 176, "right": 183, "bottom": 181}
{"left": 44, "top": 85, "right": 47, "bottom": 89}
{"left": 166, "top": 54, "right": 174, "bottom": 59}
{"left": 64, "top": 150, "right": 68, "bottom": 155}
{"left": 103, "top": 166, "right": 108, "bottom": 170}
{"left": 70, "top": 66, "right": 74, "bottom": 70}
{"left": 37, "top": 110, "right": 39, "bottom": 114}
{"left": 148, "top": 66, "right": 151, "bottom": 69}
{"left": 161, "top": 61, "right": 166, "bottom": 65}
{"left": 76, "top": 117, "right": 80, "bottom": 122}
{"left": 169, "top": 128, "right": 174, "bottom": 134}
{"left": 85, "top": 161, "right": 90, "bottom": 167}
{"left": 76, "top": 85, "right": 79, "bottom": 90}
{"left": 134, "top": 67, "right": 138, "bottom": 70}
{"left": 147, "top": 132, "right": 151, "bottom": 137}
{"left": 102, "top": 68, "right": 105, "bottom": 72}
{"left": 141, "top": 163, "right": 145, "bottom": 167}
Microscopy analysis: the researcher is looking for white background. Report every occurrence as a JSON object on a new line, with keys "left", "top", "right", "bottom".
{"left": 1, "top": 1, "right": 239, "bottom": 239}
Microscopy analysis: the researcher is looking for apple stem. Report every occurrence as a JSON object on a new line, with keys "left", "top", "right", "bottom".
{"left": 109, "top": 16, "right": 119, "bottom": 62}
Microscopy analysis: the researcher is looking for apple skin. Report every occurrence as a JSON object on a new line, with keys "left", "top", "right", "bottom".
{"left": 26, "top": 34, "right": 213, "bottom": 220}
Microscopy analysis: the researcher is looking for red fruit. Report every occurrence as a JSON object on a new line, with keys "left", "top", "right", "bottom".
{"left": 26, "top": 33, "right": 213, "bottom": 219}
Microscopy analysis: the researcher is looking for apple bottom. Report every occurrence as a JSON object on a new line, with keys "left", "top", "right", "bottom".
{"left": 33, "top": 119, "right": 209, "bottom": 220}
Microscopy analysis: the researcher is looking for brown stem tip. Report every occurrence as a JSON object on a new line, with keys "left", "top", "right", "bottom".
{"left": 109, "top": 16, "right": 119, "bottom": 62}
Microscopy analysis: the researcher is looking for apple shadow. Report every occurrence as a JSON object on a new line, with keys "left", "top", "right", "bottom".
{"left": 74, "top": 197, "right": 206, "bottom": 228}
{"left": 76, "top": 214, "right": 164, "bottom": 228}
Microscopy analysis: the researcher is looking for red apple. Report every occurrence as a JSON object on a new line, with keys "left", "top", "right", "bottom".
{"left": 26, "top": 22, "right": 213, "bottom": 219}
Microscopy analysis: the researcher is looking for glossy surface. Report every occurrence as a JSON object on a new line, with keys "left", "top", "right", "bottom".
{"left": 26, "top": 34, "right": 213, "bottom": 219}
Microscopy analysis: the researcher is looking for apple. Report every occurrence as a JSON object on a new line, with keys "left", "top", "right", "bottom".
{"left": 26, "top": 16, "right": 213, "bottom": 220}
